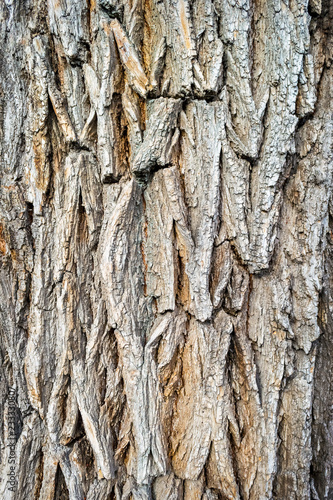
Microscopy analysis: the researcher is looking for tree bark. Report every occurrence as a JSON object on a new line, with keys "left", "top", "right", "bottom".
{"left": 0, "top": 0, "right": 332, "bottom": 499}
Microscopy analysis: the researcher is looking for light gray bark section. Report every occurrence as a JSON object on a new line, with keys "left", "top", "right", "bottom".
{"left": 0, "top": 1, "right": 332, "bottom": 499}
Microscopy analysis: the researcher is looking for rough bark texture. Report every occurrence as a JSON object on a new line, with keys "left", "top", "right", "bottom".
{"left": 0, "top": 0, "right": 332, "bottom": 499}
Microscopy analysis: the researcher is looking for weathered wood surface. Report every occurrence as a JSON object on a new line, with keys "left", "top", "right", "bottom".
{"left": 0, "top": 0, "right": 332, "bottom": 498}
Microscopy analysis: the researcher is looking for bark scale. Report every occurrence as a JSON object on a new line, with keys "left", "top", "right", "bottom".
{"left": 0, "top": 0, "right": 332, "bottom": 499}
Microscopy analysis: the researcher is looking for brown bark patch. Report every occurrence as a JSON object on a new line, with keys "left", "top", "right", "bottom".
{"left": 0, "top": 224, "right": 7, "bottom": 255}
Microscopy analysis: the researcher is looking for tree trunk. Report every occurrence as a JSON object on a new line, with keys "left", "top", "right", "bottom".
{"left": 0, "top": 0, "right": 332, "bottom": 499}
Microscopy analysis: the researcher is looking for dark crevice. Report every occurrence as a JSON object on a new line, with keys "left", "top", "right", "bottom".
{"left": 98, "top": 0, "right": 124, "bottom": 22}
{"left": 34, "top": 449, "right": 44, "bottom": 499}
{"left": 103, "top": 173, "right": 119, "bottom": 184}
{"left": 296, "top": 110, "right": 316, "bottom": 131}
{"left": 53, "top": 464, "right": 69, "bottom": 500}
{"left": 72, "top": 410, "right": 87, "bottom": 444}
